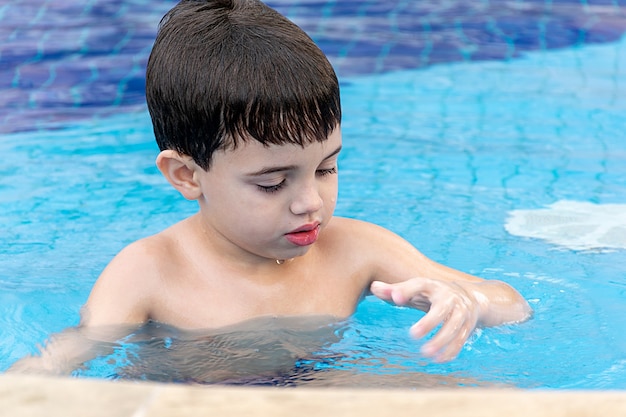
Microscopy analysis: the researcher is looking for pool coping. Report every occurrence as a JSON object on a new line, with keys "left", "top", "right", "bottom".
{"left": 2, "top": 374, "right": 626, "bottom": 417}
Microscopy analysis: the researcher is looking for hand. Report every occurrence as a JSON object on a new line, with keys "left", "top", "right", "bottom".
{"left": 370, "top": 278, "right": 481, "bottom": 362}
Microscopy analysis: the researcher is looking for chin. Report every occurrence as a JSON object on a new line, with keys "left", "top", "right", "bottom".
{"left": 277, "top": 246, "right": 311, "bottom": 260}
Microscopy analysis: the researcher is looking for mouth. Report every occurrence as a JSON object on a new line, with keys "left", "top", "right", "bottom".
{"left": 284, "top": 223, "right": 321, "bottom": 247}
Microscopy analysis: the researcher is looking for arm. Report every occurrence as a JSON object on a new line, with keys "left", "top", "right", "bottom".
{"left": 80, "top": 240, "right": 154, "bottom": 328}
{"left": 339, "top": 218, "right": 531, "bottom": 362}
{"left": 10, "top": 240, "right": 156, "bottom": 375}
{"left": 8, "top": 324, "right": 135, "bottom": 375}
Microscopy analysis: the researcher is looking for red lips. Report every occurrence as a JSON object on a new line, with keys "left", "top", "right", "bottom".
{"left": 284, "top": 223, "right": 320, "bottom": 246}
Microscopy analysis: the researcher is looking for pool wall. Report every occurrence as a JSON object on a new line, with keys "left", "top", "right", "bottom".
{"left": 3, "top": 374, "right": 626, "bottom": 416}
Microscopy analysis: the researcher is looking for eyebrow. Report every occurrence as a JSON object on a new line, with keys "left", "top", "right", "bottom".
{"left": 246, "top": 145, "right": 342, "bottom": 177}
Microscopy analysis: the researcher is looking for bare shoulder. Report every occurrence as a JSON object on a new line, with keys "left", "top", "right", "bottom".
{"left": 101, "top": 230, "right": 177, "bottom": 284}
{"left": 325, "top": 217, "right": 479, "bottom": 285}
{"left": 322, "top": 216, "right": 423, "bottom": 268}
{"left": 83, "top": 227, "right": 182, "bottom": 327}
{"left": 325, "top": 216, "right": 420, "bottom": 252}
{"left": 327, "top": 216, "right": 393, "bottom": 233}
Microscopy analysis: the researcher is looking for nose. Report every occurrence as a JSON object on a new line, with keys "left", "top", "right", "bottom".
{"left": 289, "top": 183, "right": 324, "bottom": 215}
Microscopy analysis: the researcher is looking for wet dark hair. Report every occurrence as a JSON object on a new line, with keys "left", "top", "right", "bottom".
{"left": 146, "top": 0, "right": 341, "bottom": 170}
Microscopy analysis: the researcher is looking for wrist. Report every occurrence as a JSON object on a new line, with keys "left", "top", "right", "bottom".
{"left": 469, "top": 280, "right": 532, "bottom": 327}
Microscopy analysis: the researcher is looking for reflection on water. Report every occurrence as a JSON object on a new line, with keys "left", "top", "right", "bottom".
{"left": 72, "top": 316, "right": 494, "bottom": 388}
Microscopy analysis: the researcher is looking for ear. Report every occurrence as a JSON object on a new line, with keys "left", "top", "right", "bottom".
{"left": 156, "top": 150, "right": 203, "bottom": 200}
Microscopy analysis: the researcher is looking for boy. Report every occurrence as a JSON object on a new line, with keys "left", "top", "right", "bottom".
{"left": 14, "top": 0, "right": 530, "bottom": 373}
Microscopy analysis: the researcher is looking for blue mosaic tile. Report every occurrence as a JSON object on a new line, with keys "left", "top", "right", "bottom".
{"left": 2, "top": 0, "right": 626, "bottom": 133}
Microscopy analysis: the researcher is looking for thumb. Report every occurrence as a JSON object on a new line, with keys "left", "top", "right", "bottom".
{"left": 370, "top": 281, "right": 409, "bottom": 305}
{"left": 370, "top": 280, "right": 392, "bottom": 301}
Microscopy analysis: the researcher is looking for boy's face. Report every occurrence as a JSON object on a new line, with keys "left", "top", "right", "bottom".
{"left": 195, "top": 127, "right": 342, "bottom": 264}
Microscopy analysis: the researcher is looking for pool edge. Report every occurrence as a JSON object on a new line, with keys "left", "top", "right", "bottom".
{"left": 2, "top": 374, "right": 626, "bottom": 416}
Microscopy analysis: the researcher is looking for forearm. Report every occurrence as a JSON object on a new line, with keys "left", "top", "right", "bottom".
{"left": 9, "top": 332, "right": 95, "bottom": 375}
{"left": 8, "top": 325, "right": 123, "bottom": 376}
{"left": 467, "top": 280, "right": 532, "bottom": 327}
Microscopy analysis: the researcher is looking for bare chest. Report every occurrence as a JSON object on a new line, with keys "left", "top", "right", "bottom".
{"left": 149, "top": 262, "right": 368, "bottom": 330}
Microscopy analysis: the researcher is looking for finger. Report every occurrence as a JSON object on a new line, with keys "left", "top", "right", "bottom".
{"left": 369, "top": 281, "right": 394, "bottom": 302}
{"left": 436, "top": 330, "right": 471, "bottom": 362}
{"left": 371, "top": 281, "right": 412, "bottom": 307}
{"left": 374, "top": 279, "right": 434, "bottom": 308}
{"left": 432, "top": 323, "right": 473, "bottom": 363}
{"left": 421, "top": 311, "right": 472, "bottom": 362}
{"left": 409, "top": 299, "right": 452, "bottom": 339}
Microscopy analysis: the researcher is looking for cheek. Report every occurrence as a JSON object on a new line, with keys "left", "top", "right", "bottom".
{"left": 229, "top": 191, "right": 281, "bottom": 225}
{"left": 324, "top": 179, "right": 339, "bottom": 208}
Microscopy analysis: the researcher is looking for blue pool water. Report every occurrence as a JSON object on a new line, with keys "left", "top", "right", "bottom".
{"left": 2, "top": 0, "right": 626, "bottom": 388}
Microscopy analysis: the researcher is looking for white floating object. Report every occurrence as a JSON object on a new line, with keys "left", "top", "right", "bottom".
{"left": 505, "top": 200, "right": 626, "bottom": 251}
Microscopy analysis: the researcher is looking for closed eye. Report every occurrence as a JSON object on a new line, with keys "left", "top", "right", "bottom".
{"left": 317, "top": 167, "right": 337, "bottom": 177}
{"left": 257, "top": 180, "right": 286, "bottom": 193}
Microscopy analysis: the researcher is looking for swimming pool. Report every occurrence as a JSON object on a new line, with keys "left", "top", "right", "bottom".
{"left": 2, "top": 0, "right": 626, "bottom": 388}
